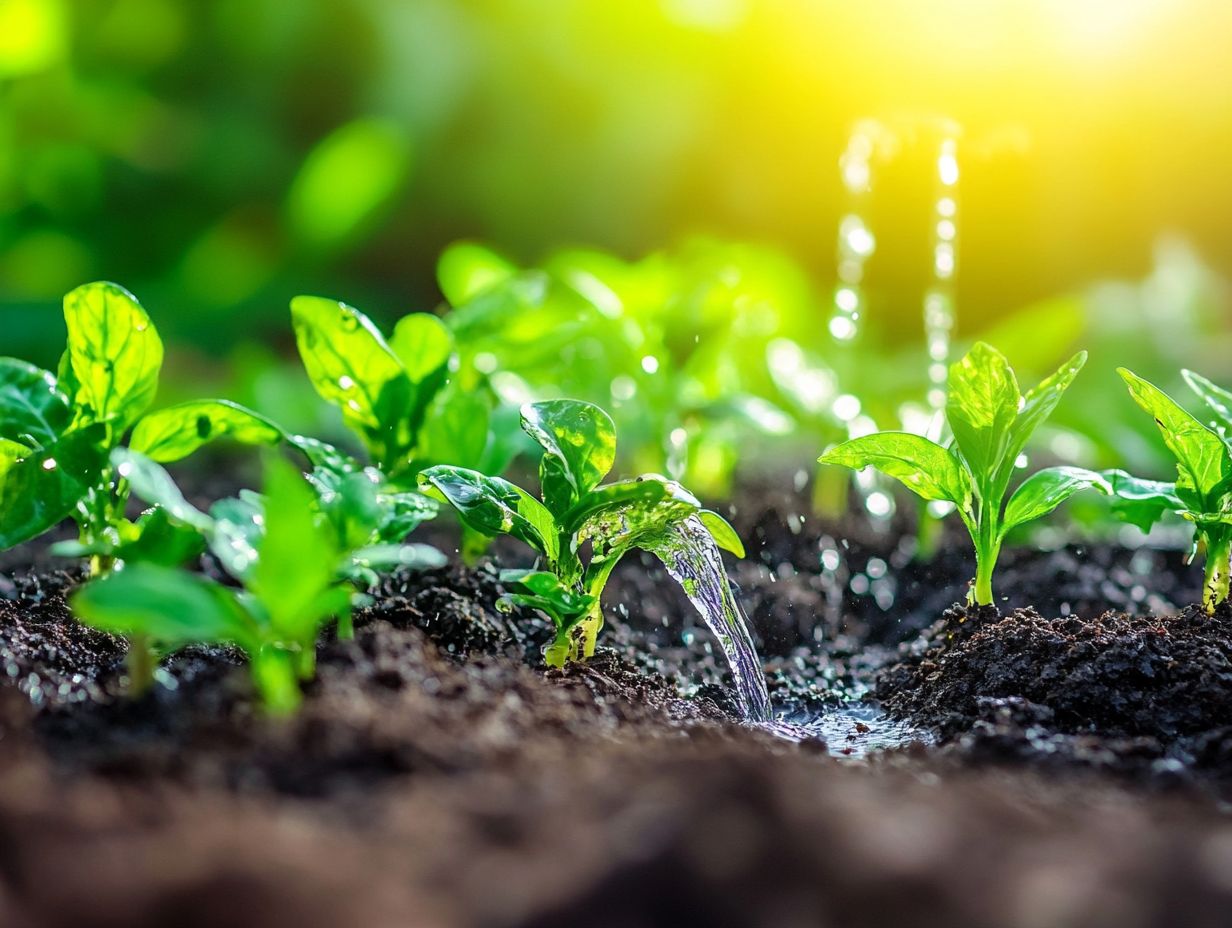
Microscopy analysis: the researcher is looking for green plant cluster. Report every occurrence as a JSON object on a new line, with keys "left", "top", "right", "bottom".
{"left": 4, "top": 276, "right": 1232, "bottom": 717}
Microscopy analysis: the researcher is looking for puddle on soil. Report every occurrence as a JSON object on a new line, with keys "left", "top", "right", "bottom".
{"left": 755, "top": 701, "right": 933, "bottom": 759}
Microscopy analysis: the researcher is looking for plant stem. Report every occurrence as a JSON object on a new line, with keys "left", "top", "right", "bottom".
{"left": 127, "top": 634, "right": 156, "bottom": 696}
{"left": 1203, "top": 530, "right": 1232, "bottom": 614}
{"left": 970, "top": 496, "right": 1000, "bottom": 607}
{"left": 253, "top": 648, "right": 301, "bottom": 715}
{"left": 336, "top": 611, "right": 354, "bottom": 640}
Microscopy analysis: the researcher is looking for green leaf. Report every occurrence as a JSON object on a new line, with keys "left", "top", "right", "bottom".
{"left": 1002, "top": 466, "right": 1110, "bottom": 536}
{"left": 699, "top": 509, "right": 745, "bottom": 558}
{"left": 418, "top": 465, "right": 557, "bottom": 561}
{"left": 388, "top": 313, "right": 454, "bottom": 383}
{"left": 946, "top": 342, "right": 1019, "bottom": 485}
{"left": 498, "top": 568, "right": 594, "bottom": 632}
{"left": 1118, "top": 367, "right": 1231, "bottom": 502}
{"left": 130, "top": 400, "right": 283, "bottom": 462}
{"left": 1183, "top": 369, "right": 1232, "bottom": 432}
{"left": 290, "top": 295, "right": 413, "bottom": 461}
{"left": 819, "top": 432, "right": 971, "bottom": 507}
{"left": 0, "top": 358, "right": 70, "bottom": 447}
{"left": 351, "top": 543, "right": 447, "bottom": 572}
{"left": 996, "top": 351, "right": 1087, "bottom": 490}
{"left": 560, "top": 478, "right": 669, "bottom": 535}
{"left": 578, "top": 479, "right": 703, "bottom": 558}
{"left": 208, "top": 493, "right": 264, "bottom": 580}
{"left": 372, "top": 487, "right": 438, "bottom": 543}
{"left": 250, "top": 456, "right": 342, "bottom": 642}
{"left": 58, "top": 281, "right": 163, "bottom": 433}
{"left": 0, "top": 425, "right": 108, "bottom": 550}
{"left": 419, "top": 387, "right": 494, "bottom": 470}
{"left": 1103, "top": 469, "right": 1184, "bottom": 533}
{"left": 112, "top": 448, "right": 213, "bottom": 533}
{"left": 521, "top": 400, "right": 616, "bottom": 515}
{"left": 51, "top": 506, "right": 205, "bottom": 567}
{"left": 437, "top": 241, "right": 517, "bottom": 306}
{"left": 71, "top": 565, "right": 259, "bottom": 653}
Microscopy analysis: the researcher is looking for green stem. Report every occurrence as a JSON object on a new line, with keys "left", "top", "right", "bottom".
{"left": 126, "top": 634, "right": 156, "bottom": 696}
{"left": 336, "top": 611, "right": 354, "bottom": 641}
{"left": 252, "top": 648, "right": 301, "bottom": 715}
{"left": 1203, "top": 530, "right": 1232, "bottom": 614}
{"left": 970, "top": 497, "right": 1001, "bottom": 607}
{"left": 295, "top": 641, "right": 317, "bottom": 680}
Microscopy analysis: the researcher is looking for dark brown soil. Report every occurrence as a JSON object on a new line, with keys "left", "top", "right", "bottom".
{"left": 2, "top": 489, "right": 1231, "bottom": 927}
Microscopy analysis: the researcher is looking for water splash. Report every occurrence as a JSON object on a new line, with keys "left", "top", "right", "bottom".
{"left": 651, "top": 516, "right": 930, "bottom": 756}
{"left": 650, "top": 515, "right": 771, "bottom": 721}
{"left": 924, "top": 134, "right": 960, "bottom": 415}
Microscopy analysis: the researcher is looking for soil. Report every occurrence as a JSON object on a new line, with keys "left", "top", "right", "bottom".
{"left": 2, "top": 488, "right": 1231, "bottom": 927}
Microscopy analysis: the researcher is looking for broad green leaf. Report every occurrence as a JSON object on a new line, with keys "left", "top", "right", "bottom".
{"left": 946, "top": 342, "right": 1019, "bottom": 484}
{"left": 290, "top": 295, "right": 413, "bottom": 460}
{"left": 1002, "top": 466, "right": 1110, "bottom": 536}
{"left": 112, "top": 448, "right": 212, "bottom": 533}
{"left": 0, "top": 358, "right": 70, "bottom": 447}
{"left": 288, "top": 435, "right": 359, "bottom": 477}
{"left": 561, "top": 478, "right": 670, "bottom": 534}
{"left": 351, "top": 543, "right": 447, "bottom": 572}
{"left": 579, "top": 479, "right": 703, "bottom": 558}
{"left": 1118, "top": 368, "right": 1230, "bottom": 502}
{"left": 521, "top": 400, "right": 616, "bottom": 515}
{"left": 130, "top": 400, "right": 283, "bottom": 462}
{"left": 419, "top": 387, "right": 494, "bottom": 470}
{"left": 372, "top": 488, "right": 438, "bottom": 543}
{"left": 316, "top": 469, "right": 382, "bottom": 548}
{"left": 58, "top": 281, "right": 163, "bottom": 432}
{"left": 996, "top": 351, "right": 1087, "bottom": 491}
{"left": 1103, "top": 469, "right": 1184, "bottom": 533}
{"left": 388, "top": 313, "right": 454, "bottom": 383}
{"left": 0, "top": 425, "right": 108, "bottom": 550}
{"left": 437, "top": 241, "right": 518, "bottom": 306}
{"left": 51, "top": 506, "right": 205, "bottom": 567}
{"left": 418, "top": 465, "right": 558, "bottom": 561}
{"left": 819, "top": 432, "right": 971, "bottom": 507}
{"left": 208, "top": 493, "right": 264, "bottom": 580}
{"left": 1183, "top": 369, "right": 1232, "bottom": 432}
{"left": 699, "top": 509, "right": 745, "bottom": 558}
{"left": 72, "top": 565, "right": 259, "bottom": 653}
{"left": 250, "top": 456, "right": 341, "bottom": 642}
{"left": 498, "top": 568, "right": 595, "bottom": 631}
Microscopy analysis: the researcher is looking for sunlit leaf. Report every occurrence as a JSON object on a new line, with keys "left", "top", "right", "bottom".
{"left": 946, "top": 342, "right": 1019, "bottom": 486}
{"left": 0, "top": 425, "right": 107, "bottom": 550}
{"left": 130, "top": 399, "right": 283, "bottom": 462}
{"left": 58, "top": 281, "right": 163, "bottom": 433}
{"left": 437, "top": 241, "right": 517, "bottom": 306}
{"left": 0, "top": 358, "right": 70, "bottom": 447}
{"left": 521, "top": 400, "right": 616, "bottom": 515}
{"left": 1002, "top": 466, "right": 1109, "bottom": 536}
{"left": 819, "top": 431, "right": 971, "bottom": 507}
{"left": 418, "top": 465, "right": 557, "bottom": 561}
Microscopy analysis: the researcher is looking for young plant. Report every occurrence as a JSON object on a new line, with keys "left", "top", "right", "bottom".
{"left": 419, "top": 399, "right": 743, "bottom": 666}
{"left": 1104, "top": 368, "right": 1232, "bottom": 613}
{"left": 290, "top": 294, "right": 522, "bottom": 555}
{"left": 71, "top": 454, "right": 443, "bottom": 708}
{"left": 0, "top": 281, "right": 281, "bottom": 571}
{"left": 818, "top": 343, "right": 1107, "bottom": 606}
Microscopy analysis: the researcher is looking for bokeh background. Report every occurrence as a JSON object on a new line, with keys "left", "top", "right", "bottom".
{"left": 4, "top": 0, "right": 1232, "bottom": 487}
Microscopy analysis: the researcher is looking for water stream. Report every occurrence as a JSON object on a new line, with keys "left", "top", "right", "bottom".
{"left": 652, "top": 516, "right": 929, "bottom": 757}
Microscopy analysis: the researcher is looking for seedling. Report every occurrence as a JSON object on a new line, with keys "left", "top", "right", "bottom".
{"left": 0, "top": 282, "right": 281, "bottom": 571}
{"left": 819, "top": 343, "right": 1107, "bottom": 606}
{"left": 1105, "top": 368, "right": 1232, "bottom": 613}
{"left": 71, "top": 453, "right": 443, "bottom": 707}
{"left": 419, "top": 399, "right": 743, "bottom": 666}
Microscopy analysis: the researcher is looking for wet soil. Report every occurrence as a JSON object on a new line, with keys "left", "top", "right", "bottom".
{"left": 1, "top": 489, "right": 1230, "bottom": 926}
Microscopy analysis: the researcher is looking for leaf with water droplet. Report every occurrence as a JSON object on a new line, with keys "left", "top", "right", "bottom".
{"left": 521, "top": 399, "right": 616, "bottom": 516}
{"left": 130, "top": 399, "right": 284, "bottom": 463}
{"left": 0, "top": 358, "right": 71, "bottom": 447}
{"left": 0, "top": 425, "right": 108, "bottom": 551}
{"left": 58, "top": 281, "right": 163, "bottom": 433}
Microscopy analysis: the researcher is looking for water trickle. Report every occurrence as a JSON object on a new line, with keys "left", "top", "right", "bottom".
{"left": 650, "top": 515, "right": 771, "bottom": 721}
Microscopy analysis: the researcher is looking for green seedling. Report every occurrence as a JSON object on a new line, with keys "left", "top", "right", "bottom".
{"left": 419, "top": 399, "right": 743, "bottom": 666}
{"left": 1104, "top": 368, "right": 1232, "bottom": 613}
{"left": 290, "top": 294, "right": 522, "bottom": 557}
{"left": 0, "top": 282, "right": 281, "bottom": 572}
{"left": 72, "top": 453, "right": 443, "bottom": 707}
{"left": 819, "top": 343, "right": 1107, "bottom": 606}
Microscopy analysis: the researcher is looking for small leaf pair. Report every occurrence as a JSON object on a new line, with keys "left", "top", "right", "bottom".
{"left": 819, "top": 343, "right": 1108, "bottom": 606}
{"left": 420, "top": 399, "right": 742, "bottom": 666}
